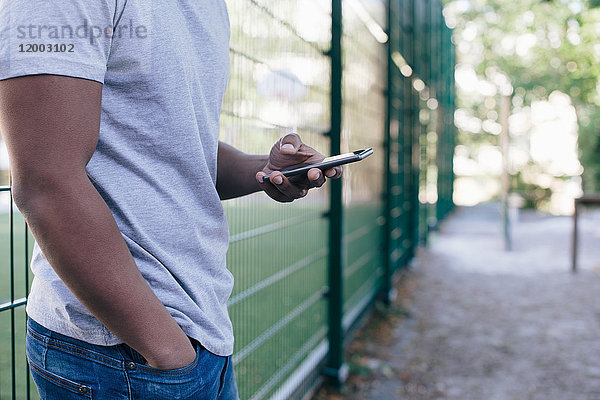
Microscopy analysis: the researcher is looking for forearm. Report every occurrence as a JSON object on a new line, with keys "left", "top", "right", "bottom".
{"left": 216, "top": 141, "right": 268, "bottom": 200}
{"left": 15, "top": 175, "right": 193, "bottom": 367}
{"left": 0, "top": 74, "right": 194, "bottom": 368}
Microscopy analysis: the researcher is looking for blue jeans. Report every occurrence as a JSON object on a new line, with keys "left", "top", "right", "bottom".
{"left": 26, "top": 318, "right": 238, "bottom": 400}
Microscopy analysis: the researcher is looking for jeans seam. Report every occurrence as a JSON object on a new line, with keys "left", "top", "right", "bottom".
{"left": 28, "top": 325, "right": 200, "bottom": 376}
{"left": 27, "top": 326, "right": 123, "bottom": 369}
{"left": 122, "top": 365, "right": 133, "bottom": 400}
{"left": 28, "top": 358, "right": 92, "bottom": 398}
{"left": 217, "top": 356, "right": 229, "bottom": 397}
{"left": 130, "top": 352, "right": 200, "bottom": 376}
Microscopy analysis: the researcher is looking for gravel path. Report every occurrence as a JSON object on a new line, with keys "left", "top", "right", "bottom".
{"left": 317, "top": 204, "right": 600, "bottom": 400}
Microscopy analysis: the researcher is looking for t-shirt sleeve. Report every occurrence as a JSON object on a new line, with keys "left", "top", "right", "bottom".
{"left": 0, "top": 1, "right": 116, "bottom": 83}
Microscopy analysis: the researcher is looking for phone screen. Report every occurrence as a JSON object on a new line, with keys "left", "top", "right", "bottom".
{"left": 321, "top": 152, "right": 357, "bottom": 163}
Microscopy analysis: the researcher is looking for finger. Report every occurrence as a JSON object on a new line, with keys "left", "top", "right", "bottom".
{"left": 307, "top": 168, "right": 326, "bottom": 188}
{"left": 256, "top": 171, "right": 268, "bottom": 184}
{"left": 264, "top": 186, "right": 294, "bottom": 202}
{"left": 257, "top": 172, "right": 294, "bottom": 202}
{"left": 271, "top": 173, "right": 284, "bottom": 185}
{"left": 264, "top": 185, "right": 294, "bottom": 202}
{"left": 270, "top": 171, "right": 307, "bottom": 199}
{"left": 256, "top": 171, "right": 285, "bottom": 186}
{"left": 279, "top": 133, "right": 303, "bottom": 155}
{"left": 325, "top": 166, "right": 342, "bottom": 179}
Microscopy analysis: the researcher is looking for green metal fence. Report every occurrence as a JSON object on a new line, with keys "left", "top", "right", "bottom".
{"left": 0, "top": 0, "right": 455, "bottom": 398}
{"left": 0, "top": 185, "right": 34, "bottom": 400}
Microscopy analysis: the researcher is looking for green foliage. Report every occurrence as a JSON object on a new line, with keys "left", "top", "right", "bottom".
{"left": 444, "top": 0, "right": 600, "bottom": 197}
{"left": 577, "top": 106, "right": 600, "bottom": 191}
{"left": 449, "top": 0, "right": 600, "bottom": 105}
{"left": 511, "top": 169, "right": 553, "bottom": 209}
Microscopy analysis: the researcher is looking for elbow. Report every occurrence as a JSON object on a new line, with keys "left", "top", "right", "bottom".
{"left": 10, "top": 175, "right": 32, "bottom": 210}
{"left": 10, "top": 172, "right": 75, "bottom": 221}
{"left": 10, "top": 178, "right": 47, "bottom": 219}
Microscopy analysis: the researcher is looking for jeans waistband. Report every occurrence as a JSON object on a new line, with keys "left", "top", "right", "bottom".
{"left": 27, "top": 317, "right": 205, "bottom": 367}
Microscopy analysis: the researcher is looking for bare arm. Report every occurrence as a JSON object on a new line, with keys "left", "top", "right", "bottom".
{"left": 216, "top": 141, "right": 267, "bottom": 200}
{"left": 0, "top": 75, "right": 195, "bottom": 370}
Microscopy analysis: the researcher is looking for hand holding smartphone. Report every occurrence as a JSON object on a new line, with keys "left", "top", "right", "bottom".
{"left": 261, "top": 148, "right": 373, "bottom": 183}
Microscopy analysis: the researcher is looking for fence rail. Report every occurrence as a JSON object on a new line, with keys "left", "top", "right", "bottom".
{"left": 0, "top": 0, "right": 455, "bottom": 398}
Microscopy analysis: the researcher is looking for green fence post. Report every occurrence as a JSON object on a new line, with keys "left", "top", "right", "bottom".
{"left": 450, "top": 40, "right": 456, "bottom": 213}
{"left": 9, "top": 176, "right": 16, "bottom": 400}
{"left": 325, "top": 0, "right": 347, "bottom": 386}
{"left": 382, "top": 0, "right": 393, "bottom": 306}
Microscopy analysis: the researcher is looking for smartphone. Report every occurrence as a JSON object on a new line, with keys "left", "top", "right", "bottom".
{"left": 262, "top": 148, "right": 373, "bottom": 183}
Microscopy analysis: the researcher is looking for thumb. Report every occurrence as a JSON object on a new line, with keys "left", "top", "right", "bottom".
{"left": 279, "top": 133, "right": 302, "bottom": 154}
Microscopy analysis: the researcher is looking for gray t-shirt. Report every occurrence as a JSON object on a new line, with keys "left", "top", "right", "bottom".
{"left": 0, "top": 0, "right": 234, "bottom": 356}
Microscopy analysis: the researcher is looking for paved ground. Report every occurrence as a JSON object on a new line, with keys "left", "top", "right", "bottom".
{"left": 315, "top": 203, "right": 600, "bottom": 400}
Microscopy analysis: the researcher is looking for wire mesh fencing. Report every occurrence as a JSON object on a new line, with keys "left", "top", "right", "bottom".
{"left": 0, "top": 0, "right": 454, "bottom": 399}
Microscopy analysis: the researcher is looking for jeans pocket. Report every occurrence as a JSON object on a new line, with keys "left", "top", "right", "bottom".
{"left": 26, "top": 319, "right": 119, "bottom": 400}
{"left": 123, "top": 339, "right": 202, "bottom": 376}
{"left": 126, "top": 342, "right": 226, "bottom": 400}
{"left": 28, "top": 359, "right": 93, "bottom": 399}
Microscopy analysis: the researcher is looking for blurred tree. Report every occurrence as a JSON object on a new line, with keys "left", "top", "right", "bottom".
{"left": 443, "top": 0, "right": 600, "bottom": 206}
